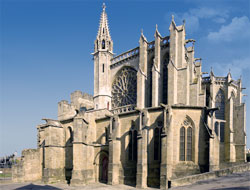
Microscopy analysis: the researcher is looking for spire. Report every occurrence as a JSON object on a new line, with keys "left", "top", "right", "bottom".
{"left": 96, "top": 3, "right": 112, "bottom": 41}
{"left": 94, "top": 3, "right": 113, "bottom": 53}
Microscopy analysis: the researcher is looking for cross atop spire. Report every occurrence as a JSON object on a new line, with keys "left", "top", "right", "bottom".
{"left": 102, "top": 3, "right": 106, "bottom": 11}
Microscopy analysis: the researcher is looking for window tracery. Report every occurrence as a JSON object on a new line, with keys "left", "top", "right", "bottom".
{"left": 215, "top": 89, "right": 225, "bottom": 120}
{"left": 111, "top": 67, "right": 137, "bottom": 108}
{"left": 179, "top": 117, "right": 193, "bottom": 161}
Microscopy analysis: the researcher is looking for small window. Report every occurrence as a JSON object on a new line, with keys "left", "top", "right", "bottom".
{"left": 102, "top": 40, "right": 105, "bottom": 49}
{"left": 103, "top": 28, "right": 105, "bottom": 34}
{"left": 102, "top": 64, "right": 105, "bottom": 73}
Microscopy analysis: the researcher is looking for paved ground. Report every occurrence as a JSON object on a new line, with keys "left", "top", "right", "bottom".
{"left": 0, "top": 172, "right": 249, "bottom": 190}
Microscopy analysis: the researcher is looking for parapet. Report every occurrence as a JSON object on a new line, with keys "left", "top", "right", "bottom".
{"left": 58, "top": 90, "right": 94, "bottom": 121}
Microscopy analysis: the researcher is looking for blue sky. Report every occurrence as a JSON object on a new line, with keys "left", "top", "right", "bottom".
{"left": 1, "top": 0, "right": 250, "bottom": 156}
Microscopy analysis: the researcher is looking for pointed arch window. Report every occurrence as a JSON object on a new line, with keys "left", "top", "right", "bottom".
{"left": 215, "top": 89, "right": 225, "bottom": 120}
{"left": 128, "top": 124, "right": 137, "bottom": 161}
{"left": 148, "top": 59, "right": 153, "bottom": 107}
{"left": 102, "top": 40, "right": 105, "bottom": 49}
{"left": 162, "top": 55, "right": 169, "bottom": 104}
{"left": 179, "top": 118, "right": 193, "bottom": 161}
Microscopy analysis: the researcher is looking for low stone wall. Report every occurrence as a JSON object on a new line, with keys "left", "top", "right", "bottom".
{"left": 171, "top": 163, "right": 250, "bottom": 187}
{"left": 12, "top": 149, "right": 41, "bottom": 182}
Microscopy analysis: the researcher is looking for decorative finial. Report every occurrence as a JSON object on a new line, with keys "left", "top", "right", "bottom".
{"left": 102, "top": 3, "right": 106, "bottom": 11}
{"left": 156, "top": 24, "right": 158, "bottom": 30}
{"left": 183, "top": 19, "right": 186, "bottom": 26}
{"left": 172, "top": 15, "right": 174, "bottom": 21}
{"left": 141, "top": 28, "right": 143, "bottom": 34}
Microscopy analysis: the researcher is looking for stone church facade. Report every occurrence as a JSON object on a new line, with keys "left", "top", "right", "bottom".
{"left": 13, "top": 4, "right": 246, "bottom": 189}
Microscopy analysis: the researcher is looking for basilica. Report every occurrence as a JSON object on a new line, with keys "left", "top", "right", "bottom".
{"left": 13, "top": 4, "right": 246, "bottom": 189}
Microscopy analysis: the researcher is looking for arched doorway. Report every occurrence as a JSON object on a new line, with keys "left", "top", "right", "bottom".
{"left": 101, "top": 156, "right": 108, "bottom": 183}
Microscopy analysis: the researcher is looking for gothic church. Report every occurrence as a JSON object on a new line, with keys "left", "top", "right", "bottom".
{"left": 13, "top": 4, "right": 246, "bottom": 189}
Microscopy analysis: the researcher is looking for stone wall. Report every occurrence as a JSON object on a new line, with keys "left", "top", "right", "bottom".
{"left": 12, "top": 149, "right": 41, "bottom": 182}
{"left": 171, "top": 163, "right": 250, "bottom": 187}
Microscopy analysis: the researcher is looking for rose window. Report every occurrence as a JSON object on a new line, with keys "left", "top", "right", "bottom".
{"left": 111, "top": 67, "right": 137, "bottom": 108}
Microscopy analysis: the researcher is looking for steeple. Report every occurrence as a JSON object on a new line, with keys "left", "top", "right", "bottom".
{"left": 94, "top": 3, "right": 113, "bottom": 53}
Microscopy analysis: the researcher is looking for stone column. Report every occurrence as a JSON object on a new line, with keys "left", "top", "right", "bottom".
{"left": 225, "top": 97, "right": 236, "bottom": 162}
{"left": 71, "top": 117, "right": 86, "bottom": 185}
{"left": 108, "top": 116, "right": 121, "bottom": 185}
{"left": 160, "top": 107, "right": 173, "bottom": 189}
{"left": 137, "top": 32, "right": 148, "bottom": 109}
{"left": 152, "top": 27, "right": 162, "bottom": 107}
{"left": 136, "top": 110, "right": 148, "bottom": 188}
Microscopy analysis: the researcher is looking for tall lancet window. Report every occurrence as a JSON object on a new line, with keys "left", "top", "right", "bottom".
{"left": 102, "top": 40, "right": 105, "bottom": 49}
{"left": 148, "top": 59, "right": 153, "bottom": 107}
{"left": 180, "top": 127, "right": 185, "bottom": 161}
{"left": 180, "top": 117, "right": 194, "bottom": 161}
{"left": 162, "top": 54, "right": 169, "bottom": 104}
{"left": 154, "top": 121, "right": 162, "bottom": 160}
{"left": 215, "top": 89, "right": 225, "bottom": 120}
{"left": 187, "top": 127, "right": 192, "bottom": 161}
{"left": 128, "top": 123, "right": 137, "bottom": 161}
{"left": 215, "top": 89, "right": 225, "bottom": 142}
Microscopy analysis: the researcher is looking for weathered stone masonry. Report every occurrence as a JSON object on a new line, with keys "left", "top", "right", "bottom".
{"left": 13, "top": 4, "right": 246, "bottom": 189}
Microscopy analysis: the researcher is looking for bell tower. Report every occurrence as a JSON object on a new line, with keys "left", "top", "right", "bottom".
{"left": 93, "top": 3, "right": 113, "bottom": 110}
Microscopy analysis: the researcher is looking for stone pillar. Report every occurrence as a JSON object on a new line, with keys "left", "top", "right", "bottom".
{"left": 108, "top": 116, "right": 121, "bottom": 185}
{"left": 137, "top": 33, "right": 148, "bottom": 109}
{"left": 168, "top": 18, "right": 178, "bottom": 105}
{"left": 160, "top": 107, "right": 173, "bottom": 189}
{"left": 152, "top": 27, "right": 162, "bottom": 107}
{"left": 225, "top": 97, "right": 236, "bottom": 162}
{"left": 71, "top": 117, "right": 86, "bottom": 185}
{"left": 136, "top": 110, "right": 148, "bottom": 188}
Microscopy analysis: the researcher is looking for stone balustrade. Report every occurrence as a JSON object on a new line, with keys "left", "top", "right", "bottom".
{"left": 110, "top": 47, "right": 139, "bottom": 68}
{"left": 111, "top": 104, "right": 136, "bottom": 114}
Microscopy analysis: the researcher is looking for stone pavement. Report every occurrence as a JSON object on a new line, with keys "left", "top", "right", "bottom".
{"left": 0, "top": 172, "right": 250, "bottom": 190}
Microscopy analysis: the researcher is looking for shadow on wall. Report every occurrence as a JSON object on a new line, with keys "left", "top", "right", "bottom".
{"left": 65, "top": 127, "right": 73, "bottom": 184}
{"left": 15, "top": 183, "right": 62, "bottom": 190}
